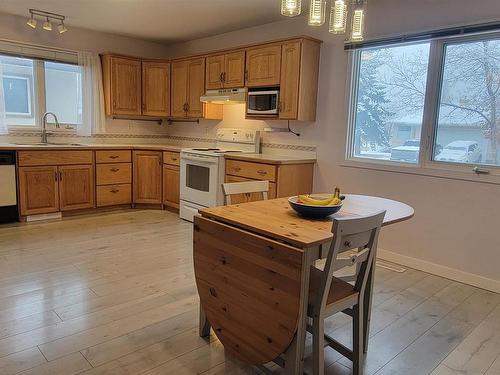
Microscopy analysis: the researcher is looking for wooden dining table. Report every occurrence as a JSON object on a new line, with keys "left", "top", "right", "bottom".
{"left": 193, "top": 194, "right": 414, "bottom": 375}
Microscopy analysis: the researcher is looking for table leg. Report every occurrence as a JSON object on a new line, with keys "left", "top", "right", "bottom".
{"left": 363, "top": 259, "right": 375, "bottom": 353}
{"left": 283, "top": 248, "right": 317, "bottom": 375}
{"left": 199, "top": 304, "right": 211, "bottom": 338}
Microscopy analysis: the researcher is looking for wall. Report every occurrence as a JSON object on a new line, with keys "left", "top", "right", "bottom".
{"left": 164, "top": 0, "right": 500, "bottom": 290}
{"left": 0, "top": 11, "right": 171, "bottom": 140}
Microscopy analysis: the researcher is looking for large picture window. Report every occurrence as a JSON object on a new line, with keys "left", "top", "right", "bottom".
{"left": 347, "top": 33, "right": 500, "bottom": 174}
{"left": 0, "top": 54, "right": 82, "bottom": 128}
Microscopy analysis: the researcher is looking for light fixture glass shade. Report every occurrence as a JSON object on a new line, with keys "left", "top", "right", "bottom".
{"left": 329, "top": 0, "right": 348, "bottom": 34}
{"left": 308, "top": 0, "right": 326, "bottom": 26}
{"left": 43, "top": 18, "right": 52, "bottom": 31}
{"left": 57, "top": 22, "right": 67, "bottom": 34}
{"left": 350, "top": 8, "right": 365, "bottom": 41}
{"left": 281, "top": 0, "right": 301, "bottom": 17}
{"left": 27, "top": 16, "right": 37, "bottom": 29}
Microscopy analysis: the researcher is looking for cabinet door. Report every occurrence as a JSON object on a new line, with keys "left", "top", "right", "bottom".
{"left": 142, "top": 61, "right": 170, "bottom": 117}
{"left": 111, "top": 56, "right": 142, "bottom": 115}
{"left": 171, "top": 61, "right": 189, "bottom": 117}
{"left": 206, "top": 55, "right": 224, "bottom": 90}
{"left": 58, "top": 165, "right": 95, "bottom": 211}
{"left": 163, "top": 165, "right": 180, "bottom": 209}
{"left": 224, "top": 51, "right": 245, "bottom": 88}
{"left": 187, "top": 58, "right": 205, "bottom": 118}
{"left": 245, "top": 45, "right": 282, "bottom": 87}
{"left": 18, "top": 166, "right": 59, "bottom": 216}
{"left": 279, "top": 42, "right": 301, "bottom": 120}
{"left": 133, "top": 151, "right": 162, "bottom": 204}
{"left": 224, "top": 175, "right": 276, "bottom": 204}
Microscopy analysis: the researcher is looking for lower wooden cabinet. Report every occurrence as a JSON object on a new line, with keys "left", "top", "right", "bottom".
{"left": 18, "top": 166, "right": 59, "bottom": 216}
{"left": 58, "top": 165, "right": 95, "bottom": 211}
{"left": 97, "top": 184, "right": 132, "bottom": 207}
{"left": 133, "top": 151, "right": 163, "bottom": 204}
{"left": 18, "top": 164, "right": 95, "bottom": 216}
{"left": 163, "top": 164, "right": 180, "bottom": 209}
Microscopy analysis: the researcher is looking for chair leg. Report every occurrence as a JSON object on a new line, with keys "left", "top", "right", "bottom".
{"left": 312, "top": 315, "right": 325, "bottom": 375}
{"left": 352, "top": 304, "right": 364, "bottom": 375}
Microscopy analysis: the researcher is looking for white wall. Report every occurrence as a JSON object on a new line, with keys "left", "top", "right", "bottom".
{"left": 0, "top": 11, "right": 171, "bottom": 137}
{"left": 164, "top": 0, "right": 500, "bottom": 289}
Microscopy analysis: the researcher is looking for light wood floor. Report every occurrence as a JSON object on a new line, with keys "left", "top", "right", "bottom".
{"left": 0, "top": 210, "right": 499, "bottom": 375}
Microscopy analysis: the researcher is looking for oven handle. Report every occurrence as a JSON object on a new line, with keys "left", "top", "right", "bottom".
{"left": 181, "top": 155, "right": 219, "bottom": 164}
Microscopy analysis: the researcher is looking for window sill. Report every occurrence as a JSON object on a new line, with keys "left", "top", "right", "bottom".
{"left": 341, "top": 158, "right": 500, "bottom": 185}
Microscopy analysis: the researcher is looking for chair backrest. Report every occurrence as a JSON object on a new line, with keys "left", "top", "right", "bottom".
{"left": 314, "top": 210, "right": 386, "bottom": 310}
{"left": 222, "top": 180, "right": 269, "bottom": 205}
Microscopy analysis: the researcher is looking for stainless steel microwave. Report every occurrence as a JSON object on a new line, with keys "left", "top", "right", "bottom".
{"left": 247, "top": 89, "right": 279, "bottom": 115}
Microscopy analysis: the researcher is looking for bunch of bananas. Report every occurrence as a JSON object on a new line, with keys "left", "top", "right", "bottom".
{"left": 298, "top": 187, "right": 342, "bottom": 206}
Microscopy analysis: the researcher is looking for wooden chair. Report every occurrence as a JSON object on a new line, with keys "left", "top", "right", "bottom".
{"left": 307, "top": 211, "right": 386, "bottom": 375}
{"left": 221, "top": 180, "right": 269, "bottom": 205}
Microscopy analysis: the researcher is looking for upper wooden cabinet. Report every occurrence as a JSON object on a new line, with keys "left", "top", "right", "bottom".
{"left": 171, "top": 58, "right": 223, "bottom": 119}
{"left": 279, "top": 39, "right": 321, "bottom": 121}
{"left": 142, "top": 61, "right": 170, "bottom": 117}
{"left": 206, "top": 51, "right": 245, "bottom": 89}
{"left": 102, "top": 55, "right": 142, "bottom": 116}
{"left": 245, "top": 45, "right": 282, "bottom": 87}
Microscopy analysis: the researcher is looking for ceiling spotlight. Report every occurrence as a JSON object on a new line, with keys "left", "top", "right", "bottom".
{"left": 27, "top": 15, "right": 37, "bottom": 29}
{"left": 43, "top": 17, "right": 52, "bottom": 31}
{"left": 57, "top": 21, "right": 67, "bottom": 34}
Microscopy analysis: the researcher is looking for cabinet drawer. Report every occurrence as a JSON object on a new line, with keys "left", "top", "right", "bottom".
{"left": 96, "top": 163, "right": 132, "bottom": 185}
{"left": 225, "top": 160, "right": 276, "bottom": 182}
{"left": 163, "top": 151, "right": 180, "bottom": 166}
{"left": 18, "top": 151, "right": 93, "bottom": 166}
{"left": 97, "top": 184, "right": 131, "bottom": 207}
{"left": 95, "top": 150, "right": 131, "bottom": 164}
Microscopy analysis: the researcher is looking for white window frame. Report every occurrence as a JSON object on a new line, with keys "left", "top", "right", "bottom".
{"left": 344, "top": 33, "right": 500, "bottom": 185}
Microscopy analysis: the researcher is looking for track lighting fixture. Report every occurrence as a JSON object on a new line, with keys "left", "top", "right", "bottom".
{"left": 26, "top": 9, "right": 68, "bottom": 34}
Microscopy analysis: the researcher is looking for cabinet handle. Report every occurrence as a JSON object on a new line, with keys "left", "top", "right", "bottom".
{"left": 222, "top": 71, "right": 226, "bottom": 82}
{"left": 171, "top": 158, "right": 177, "bottom": 161}
{"left": 110, "top": 168, "right": 120, "bottom": 172}
{"left": 110, "top": 189, "right": 119, "bottom": 193}
{"left": 109, "top": 155, "right": 119, "bottom": 159}
{"left": 54, "top": 171, "right": 58, "bottom": 181}
{"left": 219, "top": 72, "right": 224, "bottom": 82}
{"left": 233, "top": 167, "right": 241, "bottom": 172}
{"left": 59, "top": 171, "right": 63, "bottom": 181}
{"left": 257, "top": 170, "right": 267, "bottom": 176}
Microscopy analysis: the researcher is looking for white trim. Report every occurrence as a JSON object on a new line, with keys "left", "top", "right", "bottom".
{"left": 378, "top": 248, "right": 500, "bottom": 293}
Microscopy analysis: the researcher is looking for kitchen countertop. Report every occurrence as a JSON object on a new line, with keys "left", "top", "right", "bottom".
{"left": 0, "top": 143, "right": 316, "bottom": 164}
{"left": 223, "top": 152, "right": 316, "bottom": 165}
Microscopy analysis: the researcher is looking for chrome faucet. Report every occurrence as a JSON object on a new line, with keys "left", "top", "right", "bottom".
{"left": 41, "top": 112, "right": 60, "bottom": 144}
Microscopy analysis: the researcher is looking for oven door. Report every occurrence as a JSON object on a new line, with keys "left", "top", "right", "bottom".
{"left": 180, "top": 153, "right": 219, "bottom": 207}
{"left": 247, "top": 91, "right": 279, "bottom": 115}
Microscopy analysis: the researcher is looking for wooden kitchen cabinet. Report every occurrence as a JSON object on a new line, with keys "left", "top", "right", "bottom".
{"left": 245, "top": 45, "right": 282, "bottom": 87}
{"left": 102, "top": 55, "right": 142, "bottom": 116}
{"left": 279, "top": 39, "right": 320, "bottom": 121}
{"left": 133, "top": 151, "right": 163, "bottom": 204}
{"left": 163, "top": 165, "right": 180, "bottom": 209}
{"left": 18, "top": 166, "right": 59, "bottom": 216}
{"left": 142, "top": 61, "right": 170, "bottom": 117}
{"left": 206, "top": 51, "right": 245, "bottom": 89}
{"left": 171, "top": 58, "right": 222, "bottom": 119}
{"left": 58, "top": 165, "right": 95, "bottom": 211}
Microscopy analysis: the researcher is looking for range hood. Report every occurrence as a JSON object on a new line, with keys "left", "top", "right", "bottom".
{"left": 200, "top": 88, "right": 246, "bottom": 104}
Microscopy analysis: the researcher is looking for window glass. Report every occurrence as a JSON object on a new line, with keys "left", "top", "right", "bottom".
{"left": 351, "top": 43, "right": 430, "bottom": 163}
{"left": 44, "top": 61, "right": 82, "bottom": 125}
{"left": 434, "top": 38, "right": 500, "bottom": 166}
{"left": 0, "top": 55, "right": 35, "bottom": 126}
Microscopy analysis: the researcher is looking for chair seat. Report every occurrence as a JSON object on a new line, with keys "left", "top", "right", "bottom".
{"left": 308, "top": 267, "right": 359, "bottom": 315}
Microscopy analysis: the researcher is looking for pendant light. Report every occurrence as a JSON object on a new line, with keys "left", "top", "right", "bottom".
{"left": 329, "top": 0, "right": 348, "bottom": 34}
{"left": 350, "top": 0, "right": 367, "bottom": 41}
{"left": 281, "top": 0, "right": 302, "bottom": 17}
{"left": 308, "top": 0, "right": 326, "bottom": 26}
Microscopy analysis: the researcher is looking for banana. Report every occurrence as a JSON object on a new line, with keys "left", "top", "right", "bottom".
{"left": 298, "top": 194, "right": 341, "bottom": 206}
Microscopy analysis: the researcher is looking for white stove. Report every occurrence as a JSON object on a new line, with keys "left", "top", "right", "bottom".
{"left": 179, "top": 129, "right": 260, "bottom": 221}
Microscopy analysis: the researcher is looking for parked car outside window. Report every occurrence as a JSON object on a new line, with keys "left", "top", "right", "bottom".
{"left": 435, "top": 141, "right": 482, "bottom": 163}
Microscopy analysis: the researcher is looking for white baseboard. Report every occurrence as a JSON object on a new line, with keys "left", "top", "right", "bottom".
{"left": 378, "top": 248, "right": 500, "bottom": 293}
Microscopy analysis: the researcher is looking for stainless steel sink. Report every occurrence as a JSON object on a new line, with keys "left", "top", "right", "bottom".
{"left": 14, "top": 143, "right": 89, "bottom": 147}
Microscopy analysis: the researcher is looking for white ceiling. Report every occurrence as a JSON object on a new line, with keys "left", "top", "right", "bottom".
{"left": 0, "top": 0, "right": 287, "bottom": 45}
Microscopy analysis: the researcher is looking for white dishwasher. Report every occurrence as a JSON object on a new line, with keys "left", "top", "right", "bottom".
{"left": 0, "top": 151, "right": 18, "bottom": 223}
